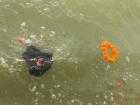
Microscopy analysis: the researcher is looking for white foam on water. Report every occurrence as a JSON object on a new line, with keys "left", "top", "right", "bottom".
{"left": 20, "top": 22, "right": 26, "bottom": 27}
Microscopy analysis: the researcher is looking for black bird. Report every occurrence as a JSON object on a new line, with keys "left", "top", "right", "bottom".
{"left": 22, "top": 46, "right": 53, "bottom": 76}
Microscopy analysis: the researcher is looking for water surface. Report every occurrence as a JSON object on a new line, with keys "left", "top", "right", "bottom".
{"left": 0, "top": 0, "right": 140, "bottom": 105}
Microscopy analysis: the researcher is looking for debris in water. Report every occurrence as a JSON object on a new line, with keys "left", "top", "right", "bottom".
{"left": 19, "top": 37, "right": 25, "bottom": 44}
{"left": 22, "top": 46, "right": 53, "bottom": 76}
{"left": 113, "top": 79, "right": 125, "bottom": 88}
{"left": 125, "top": 56, "right": 130, "bottom": 63}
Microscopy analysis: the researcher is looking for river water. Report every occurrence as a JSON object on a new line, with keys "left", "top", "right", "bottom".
{"left": 0, "top": 0, "right": 140, "bottom": 105}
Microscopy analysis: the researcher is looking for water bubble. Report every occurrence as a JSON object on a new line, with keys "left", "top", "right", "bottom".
{"left": 20, "top": 22, "right": 26, "bottom": 27}
{"left": 49, "top": 31, "right": 55, "bottom": 37}
{"left": 3, "top": 28, "right": 6, "bottom": 32}
{"left": 54, "top": 84, "right": 61, "bottom": 88}
{"left": 52, "top": 74, "right": 55, "bottom": 79}
{"left": 35, "top": 92, "right": 40, "bottom": 95}
{"left": 56, "top": 48, "right": 63, "bottom": 52}
{"left": 0, "top": 57, "right": 6, "bottom": 64}
{"left": 40, "top": 35, "right": 44, "bottom": 38}
{"left": 87, "top": 103, "right": 92, "bottom": 105}
{"left": 30, "top": 35, "right": 36, "bottom": 39}
{"left": 96, "top": 94, "right": 99, "bottom": 98}
{"left": 106, "top": 65, "right": 110, "bottom": 71}
{"left": 30, "top": 86, "right": 37, "bottom": 92}
{"left": 58, "top": 93, "right": 62, "bottom": 97}
{"left": 103, "top": 101, "right": 107, "bottom": 105}
{"left": 43, "top": 8, "right": 49, "bottom": 11}
{"left": 110, "top": 96, "right": 114, "bottom": 102}
{"left": 41, "top": 84, "right": 45, "bottom": 89}
{"left": 135, "top": 78, "right": 138, "bottom": 81}
{"left": 51, "top": 94, "right": 56, "bottom": 99}
{"left": 71, "top": 99, "right": 75, "bottom": 103}
{"left": 25, "top": 39, "right": 32, "bottom": 44}
{"left": 104, "top": 95, "right": 108, "bottom": 99}
{"left": 2, "top": 63, "right": 9, "bottom": 68}
{"left": 40, "top": 26, "right": 45, "bottom": 29}
{"left": 34, "top": 98, "right": 39, "bottom": 105}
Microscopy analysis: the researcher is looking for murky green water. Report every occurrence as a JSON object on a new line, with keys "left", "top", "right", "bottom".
{"left": 0, "top": 0, "right": 140, "bottom": 105}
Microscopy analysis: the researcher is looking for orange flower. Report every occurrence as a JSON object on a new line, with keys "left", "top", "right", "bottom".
{"left": 101, "top": 41, "right": 119, "bottom": 63}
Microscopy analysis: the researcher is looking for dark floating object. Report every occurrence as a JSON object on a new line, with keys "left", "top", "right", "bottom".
{"left": 22, "top": 46, "right": 53, "bottom": 76}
